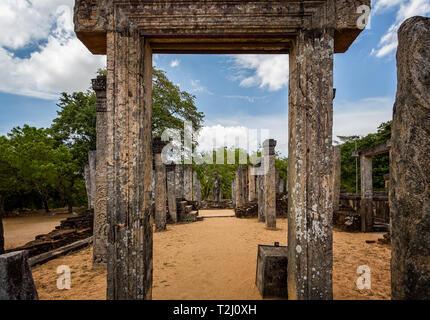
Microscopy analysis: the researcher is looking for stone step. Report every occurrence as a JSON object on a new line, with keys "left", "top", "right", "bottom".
{"left": 184, "top": 205, "right": 193, "bottom": 214}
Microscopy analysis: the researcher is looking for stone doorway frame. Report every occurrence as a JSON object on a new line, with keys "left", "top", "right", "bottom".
{"left": 74, "top": 0, "right": 370, "bottom": 300}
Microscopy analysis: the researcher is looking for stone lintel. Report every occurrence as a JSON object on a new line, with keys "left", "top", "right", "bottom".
{"left": 352, "top": 140, "right": 391, "bottom": 158}
{"left": 74, "top": 0, "right": 370, "bottom": 55}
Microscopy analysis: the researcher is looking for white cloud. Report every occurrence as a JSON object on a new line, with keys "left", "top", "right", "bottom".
{"left": 190, "top": 79, "right": 213, "bottom": 95}
{"left": 231, "top": 55, "right": 289, "bottom": 91}
{"left": 195, "top": 96, "right": 393, "bottom": 156}
{"left": 0, "top": 1, "right": 105, "bottom": 99}
{"left": 170, "top": 59, "right": 180, "bottom": 68}
{"left": 333, "top": 96, "right": 394, "bottom": 141}
{"left": 371, "top": 0, "right": 430, "bottom": 58}
{"left": 196, "top": 113, "right": 289, "bottom": 156}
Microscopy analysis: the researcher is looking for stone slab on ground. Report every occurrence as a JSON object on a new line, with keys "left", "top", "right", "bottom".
{"left": 0, "top": 251, "right": 38, "bottom": 300}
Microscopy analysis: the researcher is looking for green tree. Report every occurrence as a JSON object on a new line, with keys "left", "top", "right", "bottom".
{"left": 339, "top": 121, "right": 391, "bottom": 193}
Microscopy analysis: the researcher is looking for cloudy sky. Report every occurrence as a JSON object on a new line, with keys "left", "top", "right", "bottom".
{"left": 0, "top": 0, "right": 429, "bottom": 156}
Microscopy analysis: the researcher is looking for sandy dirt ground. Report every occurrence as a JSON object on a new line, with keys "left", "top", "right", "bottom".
{"left": 31, "top": 211, "right": 391, "bottom": 300}
{"left": 3, "top": 212, "right": 74, "bottom": 250}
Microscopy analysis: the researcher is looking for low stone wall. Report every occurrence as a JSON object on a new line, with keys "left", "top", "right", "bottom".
{"left": 200, "top": 200, "right": 234, "bottom": 210}
{"left": 339, "top": 191, "right": 389, "bottom": 224}
{"left": 235, "top": 193, "right": 288, "bottom": 219}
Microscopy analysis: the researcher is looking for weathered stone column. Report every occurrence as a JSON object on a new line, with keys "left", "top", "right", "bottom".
{"left": 175, "top": 164, "right": 184, "bottom": 199}
{"left": 390, "top": 16, "right": 430, "bottom": 300}
{"left": 231, "top": 179, "right": 236, "bottom": 206}
{"left": 212, "top": 172, "right": 221, "bottom": 202}
{"left": 263, "top": 139, "right": 277, "bottom": 229}
{"left": 275, "top": 169, "right": 280, "bottom": 194}
{"left": 235, "top": 165, "right": 244, "bottom": 208}
{"left": 257, "top": 174, "right": 265, "bottom": 222}
{"left": 106, "top": 31, "right": 153, "bottom": 300}
{"left": 242, "top": 167, "right": 248, "bottom": 205}
{"left": 166, "top": 165, "right": 177, "bottom": 223}
{"left": 279, "top": 178, "right": 285, "bottom": 194}
{"left": 84, "top": 151, "right": 97, "bottom": 209}
{"left": 248, "top": 164, "right": 256, "bottom": 201}
{"left": 287, "top": 29, "right": 334, "bottom": 300}
{"left": 184, "top": 166, "right": 193, "bottom": 201}
{"left": 360, "top": 154, "right": 373, "bottom": 232}
{"left": 92, "top": 75, "right": 108, "bottom": 268}
{"left": 193, "top": 171, "right": 201, "bottom": 207}
{"left": 154, "top": 138, "right": 167, "bottom": 232}
{"left": 333, "top": 146, "right": 341, "bottom": 212}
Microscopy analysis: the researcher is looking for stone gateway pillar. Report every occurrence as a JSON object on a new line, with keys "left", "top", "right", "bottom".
{"left": 235, "top": 165, "right": 244, "bottom": 208}
{"left": 105, "top": 32, "right": 154, "bottom": 300}
{"left": 390, "top": 16, "right": 430, "bottom": 300}
{"left": 212, "top": 172, "right": 221, "bottom": 202}
{"left": 92, "top": 75, "right": 108, "bottom": 268}
{"left": 333, "top": 146, "right": 341, "bottom": 212}
{"left": 248, "top": 164, "right": 256, "bottom": 202}
{"left": 287, "top": 29, "right": 334, "bottom": 300}
{"left": 231, "top": 179, "right": 236, "bottom": 206}
{"left": 263, "top": 139, "right": 277, "bottom": 229}
{"left": 257, "top": 174, "right": 265, "bottom": 223}
{"left": 175, "top": 164, "right": 184, "bottom": 199}
{"left": 153, "top": 138, "right": 167, "bottom": 232}
{"left": 166, "top": 164, "right": 177, "bottom": 223}
{"left": 359, "top": 154, "right": 373, "bottom": 232}
{"left": 184, "top": 166, "right": 193, "bottom": 201}
{"left": 193, "top": 171, "right": 201, "bottom": 207}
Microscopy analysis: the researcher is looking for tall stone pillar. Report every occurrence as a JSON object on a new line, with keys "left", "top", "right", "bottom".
{"left": 175, "top": 164, "right": 184, "bottom": 199}
{"left": 212, "top": 172, "right": 221, "bottom": 202}
{"left": 263, "top": 139, "right": 277, "bottom": 229}
{"left": 287, "top": 29, "right": 334, "bottom": 300}
{"left": 166, "top": 165, "right": 177, "bottom": 223}
{"left": 360, "top": 155, "right": 373, "bottom": 232}
{"left": 106, "top": 32, "right": 153, "bottom": 300}
{"left": 275, "top": 169, "right": 280, "bottom": 194}
{"left": 333, "top": 146, "right": 341, "bottom": 212}
{"left": 84, "top": 151, "right": 97, "bottom": 210}
{"left": 248, "top": 164, "right": 256, "bottom": 202}
{"left": 231, "top": 179, "right": 236, "bottom": 206}
{"left": 154, "top": 138, "right": 167, "bottom": 232}
{"left": 92, "top": 75, "right": 108, "bottom": 269}
{"left": 257, "top": 174, "right": 265, "bottom": 222}
{"left": 279, "top": 179, "right": 285, "bottom": 194}
{"left": 390, "top": 16, "right": 430, "bottom": 300}
{"left": 235, "top": 165, "right": 244, "bottom": 208}
{"left": 184, "top": 166, "right": 193, "bottom": 201}
{"left": 242, "top": 167, "right": 248, "bottom": 205}
{"left": 193, "top": 171, "right": 201, "bottom": 207}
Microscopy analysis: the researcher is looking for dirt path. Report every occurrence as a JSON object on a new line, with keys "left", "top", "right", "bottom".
{"left": 32, "top": 213, "right": 391, "bottom": 300}
{"left": 3, "top": 212, "right": 74, "bottom": 250}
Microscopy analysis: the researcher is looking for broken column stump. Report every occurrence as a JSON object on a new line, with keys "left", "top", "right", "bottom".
{"left": 0, "top": 251, "right": 38, "bottom": 300}
{"left": 390, "top": 16, "right": 430, "bottom": 300}
{"left": 256, "top": 243, "right": 288, "bottom": 298}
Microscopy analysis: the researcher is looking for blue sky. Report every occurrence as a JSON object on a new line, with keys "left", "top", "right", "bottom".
{"left": 0, "top": 0, "right": 429, "bottom": 155}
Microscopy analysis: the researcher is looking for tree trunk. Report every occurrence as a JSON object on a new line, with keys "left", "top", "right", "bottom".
{"left": 43, "top": 199, "right": 50, "bottom": 213}
{"left": 0, "top": 196, "right": 5, "bottom": 254}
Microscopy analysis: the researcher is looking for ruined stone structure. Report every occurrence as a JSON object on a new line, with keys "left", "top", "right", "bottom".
{"left": 352, "top": 140, "right": 391, "bottom": 232}
{"left": 212, "top": 172, "right": 221, "bottom": 202}
{"left": 92, "top": 75, "right": 108, "bottom": 268}
{"left": 257, "top": 174, "right": 265, "bottom": 223}
{"left": 235, "top": 165, "right": 244, "bottom": 208}
{"left": 153, "top": 138, "right": 167, "bottom": 232}
{"left": 333, "top": 146, "right": 341, "bottom": 212}
{"left": 166, "top": 165, "right": 177, "bottom": 223}
{"left": 74, "top": 0, "right": 369, "bottom": 300}
{"left": 84, "top": 151, "right": 97, "bottom": 209}
{"left": 390, "top": 16, "right": 430, "bottom": 300}
{"left": 231, "top": 179, "right": 236, "bottom": 206}
{"left": 193, "top": 171, "right": 201, "bottom": 207}
{"left": 248, "top": 165, "right": 256, "bottom": 202}
{"left": 0, "top": 251, "right": 38, "bottom": 300}
{"left": 175, "top": 164, "right": 184, "bottom": 199}
{"left": 184, "top": 166, "right": 193, "bottom": 201}
{"left": 263, "top": 139, "right": 277, "bottom": 229}
{"left": 278, "top": 179, "right": 285, "bottom": 194}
